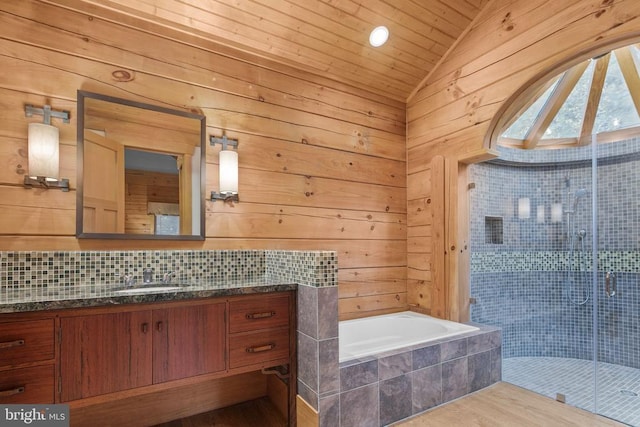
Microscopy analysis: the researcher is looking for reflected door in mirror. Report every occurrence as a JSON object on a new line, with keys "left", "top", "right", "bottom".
{"left": 83, "top": 130, "right": 125, "bottom": 233}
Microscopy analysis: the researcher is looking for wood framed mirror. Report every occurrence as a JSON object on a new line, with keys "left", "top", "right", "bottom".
{"left": 76, "top": 91, "right": 206, "bottom": 240}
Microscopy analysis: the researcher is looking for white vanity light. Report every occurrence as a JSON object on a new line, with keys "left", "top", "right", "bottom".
{"left": 24, "top": 104, "right": 70, "bottom": 191}
{"left": 210, "top": 134, "right": 239, "bottom": 202}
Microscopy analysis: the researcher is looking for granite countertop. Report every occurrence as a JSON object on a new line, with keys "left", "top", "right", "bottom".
{"left": 0, "top": 279, "right": 297, "bottom": 314}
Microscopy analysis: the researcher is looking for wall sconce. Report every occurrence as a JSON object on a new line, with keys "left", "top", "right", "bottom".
{"left": 517, "top": 197, "right": 530, "bottom": 219}
{"left": 210, "top": 134, "right": 239, "bottom": 202}
{"left": 24, "top": 104, "right": 70, "bottom": 191}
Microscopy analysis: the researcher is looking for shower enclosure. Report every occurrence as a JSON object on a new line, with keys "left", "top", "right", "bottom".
{"left": 469, "top": 135, "right": 640, "bottom": 425}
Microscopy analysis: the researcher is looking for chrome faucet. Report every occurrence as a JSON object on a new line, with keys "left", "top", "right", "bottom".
{"left": 143, "top": 268, "right": 154, "bottom": 284}
{"left": 161, "top": 271, "right": 176, "bottom": 284}
{"left": 121, "top": 274, "right": 136, "bottom": 288}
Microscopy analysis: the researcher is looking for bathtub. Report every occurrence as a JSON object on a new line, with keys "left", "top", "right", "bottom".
{"left": 339, "top": 310, "right": 479, "bottom": 363}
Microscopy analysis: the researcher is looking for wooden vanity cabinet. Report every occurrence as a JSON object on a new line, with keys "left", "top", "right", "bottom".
{"left": 229, "top": 294, "right": 290, "bottom": 369}
{"left": 59, "top": 310, "right": 154, "bottom": 401}
{"left": 152, "top": 302, "right": 226, "bottom": 383}
{"left": 59, "top": 301, "right": 226, "bottom": 401}
{"left": 0, "top": 317, "right": 56, "bottom": 404}
{"left": 1, "top": 291, "right": 295, "bottom": 425}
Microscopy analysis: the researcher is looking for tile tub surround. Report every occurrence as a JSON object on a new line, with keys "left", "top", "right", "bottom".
{"left": 296, "top": 284, "right": 340, "bottom": 416}
{"left": 302, "top": 324, "right": 501, "bottom": 427}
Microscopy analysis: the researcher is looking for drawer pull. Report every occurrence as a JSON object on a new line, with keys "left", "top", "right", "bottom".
{"left": 245, "top": 311, "right": 276, "bottom": 320}
{"left": 246, "top": 343, "right": 275, "bottom": 353}
{"left": 0, "top": 386, "right": 25, "bottom": 397}
{"left": 0, "top": 339, "right": 25, "bottom": 350}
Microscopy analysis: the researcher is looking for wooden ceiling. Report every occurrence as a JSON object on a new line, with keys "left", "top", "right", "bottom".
{"left": 56, "top": 0, "right": 489, "bottom": 102}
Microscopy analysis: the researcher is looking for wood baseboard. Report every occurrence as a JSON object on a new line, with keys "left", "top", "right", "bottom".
{"left": 295, "top": 395, "right": 318, "bottom": 427}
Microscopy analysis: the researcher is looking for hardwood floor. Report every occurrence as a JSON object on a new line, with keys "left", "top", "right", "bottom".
{"left": 395, "top": 382, "right": 624, "bottom": 427}
{"left": 152, "top": 397, "right": 286, "bottom": 427}
{"left": 153, "top": 383, "right": 624, "bottom": 427}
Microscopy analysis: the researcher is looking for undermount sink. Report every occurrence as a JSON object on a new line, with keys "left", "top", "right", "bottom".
{"left": 114, "top": 285, "right": 182, "bottom": 294}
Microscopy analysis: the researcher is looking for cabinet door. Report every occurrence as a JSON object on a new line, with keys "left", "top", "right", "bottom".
{"left": 153, "top": 302, "right": 226, "bottom": 383}
{"left": 60, "top": 311, "right": 153, "bottom": 401}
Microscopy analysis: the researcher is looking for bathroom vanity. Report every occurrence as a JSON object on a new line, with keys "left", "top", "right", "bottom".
{"left": 0, "top": 288, "right": 296, "bottom": 426}
{"left": 0, "top": 248, "right": 338, "bottom": 426}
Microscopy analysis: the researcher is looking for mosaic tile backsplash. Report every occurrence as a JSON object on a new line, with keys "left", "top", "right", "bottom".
{"left": 0, "top": 250, "right": 337, "bottom": 304}
{"left": 469, "top": 138, "right": 640, "bottom": 370}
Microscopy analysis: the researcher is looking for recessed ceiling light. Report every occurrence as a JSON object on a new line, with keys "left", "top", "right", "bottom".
{"left": 369, "top": 26, "right": 389, "bottom": 47}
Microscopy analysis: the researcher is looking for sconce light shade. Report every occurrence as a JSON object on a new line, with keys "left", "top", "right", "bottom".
{"left": 23, "top": 104, "right": 69, "bottom": 191}
{"left": 219, "top": 149, "right": 238, "bottom": 194}
{"left": 28, "top": 122, "right": 59, "bottom": 180}
{"left": 210, "top": 134, "right": 239, "bottom": 202}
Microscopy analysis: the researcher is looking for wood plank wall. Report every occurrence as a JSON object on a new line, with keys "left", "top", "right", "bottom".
{"left": 0, "top": 0, "right": 407, "bottom": 320}
{"left": 407, "top": 0, "right": 640, "bottom": 320}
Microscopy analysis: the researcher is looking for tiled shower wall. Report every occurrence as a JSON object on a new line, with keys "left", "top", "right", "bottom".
{"left": 469, "top": 139, "right": 640, "bottom": 369}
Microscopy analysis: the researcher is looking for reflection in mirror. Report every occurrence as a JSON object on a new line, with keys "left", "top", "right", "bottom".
{"left": 77, "top": 91, "right": 205, "bottom": 240}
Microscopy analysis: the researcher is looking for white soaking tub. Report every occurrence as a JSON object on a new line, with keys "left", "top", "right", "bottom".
{"left": 339, "top": 310, "right": 479, "bottom": 362}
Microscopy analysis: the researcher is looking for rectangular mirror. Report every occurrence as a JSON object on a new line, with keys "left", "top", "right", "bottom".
{"left": 76, "top": 91, "right": 206, "bottom": 240}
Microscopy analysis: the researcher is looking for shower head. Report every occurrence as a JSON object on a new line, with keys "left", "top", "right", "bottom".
{"left": 571, "top": 188, "right": 588, "bottom": 212}
{"left": 574, "top": 188, "right": 588, "bottom": 198}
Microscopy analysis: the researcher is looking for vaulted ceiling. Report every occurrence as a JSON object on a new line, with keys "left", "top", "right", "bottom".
{"left": 56, "top": 0, "right": 489, "bottom": 102}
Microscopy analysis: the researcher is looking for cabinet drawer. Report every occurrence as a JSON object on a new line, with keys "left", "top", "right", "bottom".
{"left": 229, "top": 294, "right": 290, "bottom": 333}
{"left": 229, "top": 327, "right": 290, "bottom": 369}
{"left": 0, "top": 365, "right": 54, "bottom": 404}
{"left": 0, "top": 319, "right": 55, "bottom": 368}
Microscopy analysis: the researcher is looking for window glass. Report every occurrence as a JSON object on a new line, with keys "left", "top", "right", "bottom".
{"left": 545, "top": 61, "right": 594, "bottom": 139}
{"left": 594, "top": 51, "right": 640, "bottom": 133}
{"left": 155, "top": 215, "right": 180, "bottom": 236}
{"left": 502, "top": 82, "right": 558, "bottom": 139}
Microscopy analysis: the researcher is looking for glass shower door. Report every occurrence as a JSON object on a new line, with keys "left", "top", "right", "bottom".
{"left": 594, "top": 135, "right": 640, "bottom": 426}
{"left": 468, "top": 151, "right": 598, "bottom": 415}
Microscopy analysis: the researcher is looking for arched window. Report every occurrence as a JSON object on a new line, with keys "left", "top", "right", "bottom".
{"left": 498, "top": 45, "right": 640, "bottom": 149}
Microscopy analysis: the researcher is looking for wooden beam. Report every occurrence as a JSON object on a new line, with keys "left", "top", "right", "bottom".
{"left": 430, "top": 155, "right": 446, "bottom": 319}
{"left": 523, "top": 61, "right": 589, "bottom": 149}
{"left": 614, "top": 46, "right": 640, "bottom": 123}
{"left": 454, "top": 163, "right": 470, "bottom": 322}
{"left": 578, "top": 53, "right": 610, "bottom": 145}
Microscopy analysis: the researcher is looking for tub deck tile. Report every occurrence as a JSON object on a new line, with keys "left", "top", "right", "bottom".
{"left": 298, "top": 332, "right": 319, "bottom": 391}
{"left": 340, "top": 383, "right": 379, "bottom": 427}
{"left": 441, "top": 338, "right": 468, "bottom": 361}
{"left": 340, "top": 358, "right": 378, "bottom": 391}
{"left": 319, "top": 338, "right": 340, "bottom": 394}
{"left": 380, "top": 374, "right": 412, "bottom": 426}
{"left": 379, "top": 351, "right": 412, "bottom": 380}
{"left": 468, "top": 350, "right": 492, "bottom": 393}
{"left": 442, "top": 357, "right": 469, "bottom": 402}
{"left": 412, "top": 344, "right": 440, "bottom": 370}
{"left": 468, "top": 329, "right": 502, "bottom": 354}
{"left": 411, "top": 365, "right": 443, "bottom": 414}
